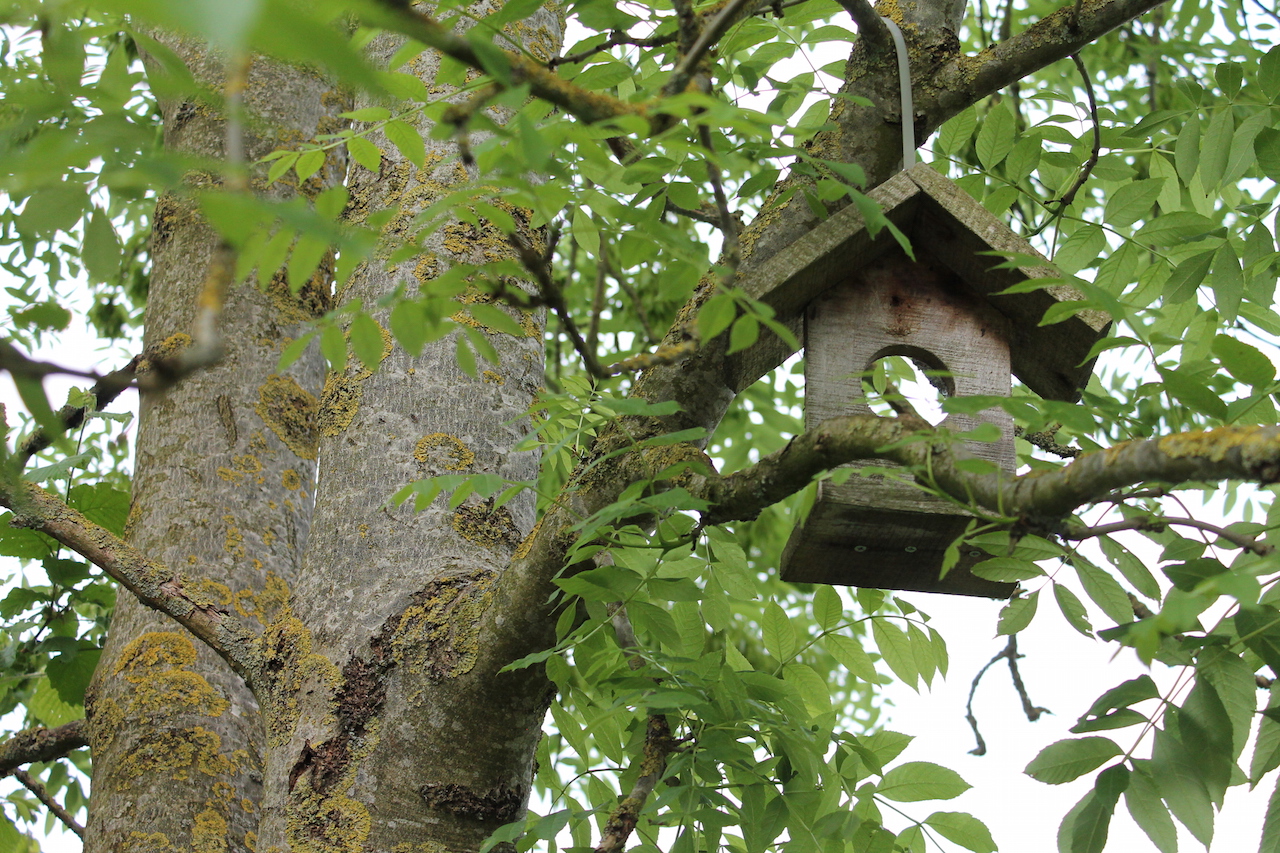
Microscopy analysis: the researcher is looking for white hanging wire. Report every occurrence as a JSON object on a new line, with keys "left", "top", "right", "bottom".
{"left": 880, "top": 17, "right": 916, "bottom": 169}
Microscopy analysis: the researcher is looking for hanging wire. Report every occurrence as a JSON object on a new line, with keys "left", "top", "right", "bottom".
{"left": 880, "top": 17, "right": 916, "bottom": 169}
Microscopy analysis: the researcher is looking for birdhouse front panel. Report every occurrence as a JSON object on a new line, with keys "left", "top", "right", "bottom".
{"left": 780, "top": 251, "right": 1017, "bottom": 598}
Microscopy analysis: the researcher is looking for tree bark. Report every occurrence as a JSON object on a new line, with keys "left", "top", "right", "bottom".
{"left": 83, "top": 39, "right": 341, "bottom": 852}
{"left": 252, "top": 6, "right": 564, "bottom": 850}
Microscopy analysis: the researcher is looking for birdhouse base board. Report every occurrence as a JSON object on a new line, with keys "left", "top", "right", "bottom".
{"left": 779, "top": 480, "right": 1014, "bottom": 598}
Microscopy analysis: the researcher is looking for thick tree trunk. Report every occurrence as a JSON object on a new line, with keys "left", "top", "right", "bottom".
{"left": 84, "top": 41, "right": 341, "bottom": 852}
{"left": 253, "top": 7, "right": 563, "bottom": 850}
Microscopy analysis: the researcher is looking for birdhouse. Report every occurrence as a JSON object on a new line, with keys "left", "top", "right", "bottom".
{"left": 729, "top": 164, "right": 1109, "bottom": 598}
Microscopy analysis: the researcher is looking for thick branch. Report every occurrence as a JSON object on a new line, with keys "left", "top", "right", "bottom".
{"left": 696, "top": 418, "right": 1280, "bottom": 524}
{"left": 0, "top": 483, "right": 259, "bottom": 682}
{"left": 368, "top": 2, "right": 646, "bottom": 128}
{"left": 0, "top": 720, "right": 88, "bottom": 776}
{"left": 838, "top": 0, "right": 891, "bottom": 50}
{"left": 933, "top": 0, "right": 1171, "bottom": 115}
{"left": 594, "top": 715, "right": 676, "bottom": 853}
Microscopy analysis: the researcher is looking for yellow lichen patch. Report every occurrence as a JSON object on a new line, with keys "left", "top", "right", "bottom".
{"left": 451, "top": 501, "right": 521, "bottom": 551}
{"left": 286, "top": 777, "right": 372, "bottom": 853}
{"left": 387, "top": 571, "right": 495, "bottom": 681}
{"left": 482, "top": 370, "right": 504, "bottom": 385}
{"left": 253, "top": 613, "right": 341, "bottom": 745}
{"left": 513, "top": 518, "right": 542, "bottom": 562}
{"left": 188, "top": 577, "right": 234, "bottom": 609}
{"left": 414, "top": 433, "right": 475, "bottom": 471}
{"left": 192, "top": 806, "right": 229, "bottom": 853}
{"left": 412, "top": 253, "right": 441, "bottom": 285}
{"left": 223, "top": 515, "right": 246, "bottom": 558}
{"left": 256, "top": 374, "right": 320, "bottom": 460}
{"left": 128, "top": 831, "right": 175, "bottom": 852}
{"left": 114, "top": 726, "right": 238, "bottom": 781}
{"left": 137, "top": 332, "right": 193, "bottom": 374}
{"left": 393, "top": 843, "right": 449, "bottom": 853}
{"left": 319, "top": 372, "right": 362, "bottom": 437}
{"left": 115, "top": 632, "right": 198, "bottom": 677}
{"left": 358, "top": 523, "right": 370, "bottom": 538}
{"left": 217, "top": 466, "right": 245, "bottom": 484}
{"left": 1158, "top": 426, "right": 1266, "bottom": 463}
{"left": 235, "top": 572, "right": 291, "bottom": 625}
{"left": 245, "top": 831, "right": 258, "bottom": 852}
{"left": 234, "top": 454, "right": 263, "bottom": 473}
{"left": 267, "top": 260, "right": 332, "bottom": 325}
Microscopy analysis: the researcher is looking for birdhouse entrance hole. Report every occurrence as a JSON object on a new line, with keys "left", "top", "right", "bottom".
{"left": 861, "top": 348, "right": 953, "bottom": 426}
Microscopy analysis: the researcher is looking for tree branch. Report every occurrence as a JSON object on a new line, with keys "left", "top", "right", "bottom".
{"left": 0, "top": 720, "right": 88, "bottom": 776}
{"left": 934, "top": 0, "right": 1172, "bottom": 114}
{"left": 593, "top": 714, "right": 676, "bottom": 853}
{"left": 14, "top": 769, "right": 84, "bottom": 838}
{"left": 694, "top": 417, "right": 1280, "bottom": 525}
{"left": 1060, "top": 515, "right": 1274, "bottom": 556}
{"left": 0, "top": 483, "right": 260, "bottom": 682}
{"left": 837, "top": 0, "right": 891, "bottom": 51}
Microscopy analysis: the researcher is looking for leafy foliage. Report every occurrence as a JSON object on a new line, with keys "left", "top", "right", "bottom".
{"left": 3, "top": 0, "right": 1280, "bottom": 849}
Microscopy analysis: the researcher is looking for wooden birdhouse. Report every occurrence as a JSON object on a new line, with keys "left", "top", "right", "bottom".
{"left": 729, "top": 164, "right": 1109, "bottom": 598}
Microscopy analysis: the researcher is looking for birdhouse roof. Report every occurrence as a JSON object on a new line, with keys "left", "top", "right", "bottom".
{"left": 725, "top": 163, "right": 1111, "bottom": 402}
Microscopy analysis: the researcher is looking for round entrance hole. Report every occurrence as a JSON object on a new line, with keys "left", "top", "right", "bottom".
{"left": 860, "top": 350, "right": 953, "bottom": 425}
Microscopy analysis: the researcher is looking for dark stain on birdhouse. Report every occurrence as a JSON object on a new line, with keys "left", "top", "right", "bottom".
{"left": 724, "top": 164, "right": 1110, "bottom": 598}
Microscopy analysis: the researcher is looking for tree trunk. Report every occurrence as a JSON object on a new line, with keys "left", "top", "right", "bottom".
{"left": 84, "top": 40, "right": 341, "bottom": 852}
{"left": 252, "top": 7, "right": 564, "bottom": 850}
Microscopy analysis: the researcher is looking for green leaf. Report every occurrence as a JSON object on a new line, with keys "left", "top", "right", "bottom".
{"left": 28, "top": 676, "right": 80, "bottom": 726}
{"left": 813, "top": 585, "right": 842, "bottom": 632}
{"left": 1198, "top": 646, "right": 1258, "bottom": 762}
{"left": 1262, "top": 46, "right": 1280, "bottom": 101}
{"left": 1263, "top": 774, "right": 1280, "bottom": 853}
{"left": 1125, "top": 761, "right": 1178, "bottom": 853}
{"left": 762, "top": 601, "right": 798, "bottom": 661}
{"left": 295, "top": 148, "right": 326, "bottom": 181}
{"left": 349, "top": 313, "right": 386, "bottom": 371}
{"left": 1053, "top": 225, "right": 1107, "bottom": 275}
{"left": 1253, "top": 685, "right": 1280, "bottom": 784}
{"left": 697, "top": 293, "right": 737, "bottom": 341}
{"left": 383, "top": 119, "right": 426, "bottom": 166}
{"left": 1024, "top": 737, "right": 1122, "bottom": 784}
{"left": 976, "top": 102, "right": 1015, "bottom": 169}
{"left": 47, "top": 647, "right": 101, "bottom": 705}
{"left": 1103, "top": 179, "right": 1163, "bottom": 228}
{"left": 1256, "top": 128, "right": 1280, "bottom": 182}
{"left": 727, "top": 315, "right": 759, "bottom": 354}
{"left": 82, "top": 210, "right": 122, "bottom": 283}
{"left": 1054, "top": 583, "right": 1094, "bottom": 636}
{"left": 1175, "top": 114, "right": 1201, "bottom": 182}
{"left": 1200, "top": 108, "right": 1234, "bottom": 189}
{"left": 321, "top": 323, "right": 348, "bottom": 371}
{"left": 924, "top": 812, "right": 996, "bottom": 853}
{"left": 877, "top": 762, "right": 970, "bottom": 802}
{"left": 1236, "top": 606, "right": 1280, "bottom": 676}
{"left": 348, "top": 136, "right": 383, "bottom": 172}
{"left": 1165, "top": 249, "right": 1216, "bottom": 302}
{"left": 1070, "top": 764, "right": 1128, "bottom": 853}
{"left": 1151, "top": 723, "right": 1215, "bottom": 844}
{"left": 1073, "top": 559, "right": 1133, "bottom": 626}
{"left": 1212, "top": 242, "right": 1244, "bottom": 324}
{"left": 872, "top": 618, "right": 918, "bottom": 688}
{"left": 971, "top": 557, "right": 1042, "bottom": 583}
{"left": 571, "top": 205, "right": 599, "bottom": 256}
{"left": 997, "top": 591, "right": 1038, "bottom": 635}
{"left": 826, "top": 632, "right": 879, "bottom": 683}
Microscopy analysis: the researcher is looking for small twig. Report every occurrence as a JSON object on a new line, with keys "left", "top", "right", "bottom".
{"left": 587, "top": 245, "right": 609, "bottom": 355}
{"left": 593, "top": 715, "right": 676, "bottom": 853}
{"left": 664, "top": 198, "right": 722, "bottom": 226}
{"left": 1035, "top": 53, "right": 1100, "bottom": 234}
{"left": 697, "top": 125, "right": 740, "bottom": 275}
{"left": 1098, "top": 487, "right": 1168, "bottom": 504}
{"left": 13, "top": 769, "right": 84, "bottom": 838}
{"left": 837, "top": 0, "right": 891, "bottom": 50}
{"left": 663, "top": 0, "right": 761, "bottom": 97}
{"left": 508, "top": 232, "right": 609, "bottom": 379}
{"left": 1252, "top": 0, "right": 1280, "bottom": 24}
{"left": 18, "top": 356, "right": 141, "bottom": 463}
{"left": 1014, "top": 424, "right": 1080, "bottom": 458}
{"left": 1059, "top": 515, "right": 1274, "bottom": 556}
{"left": 602, "top": 255, "right": 658, "bottom": 345}
{"left": 1258, "top": 674, "right": 1274, "bottom": 690}
{"left": 965, "top": 635, "right": 1048, "bottom": 755}
{"left": 549, "top": 30, "right": 679, "bottom": 68}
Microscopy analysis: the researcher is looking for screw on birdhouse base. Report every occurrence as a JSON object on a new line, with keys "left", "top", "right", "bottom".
{"left": 904, "top": 546, "right": 917, "bottom": 552}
